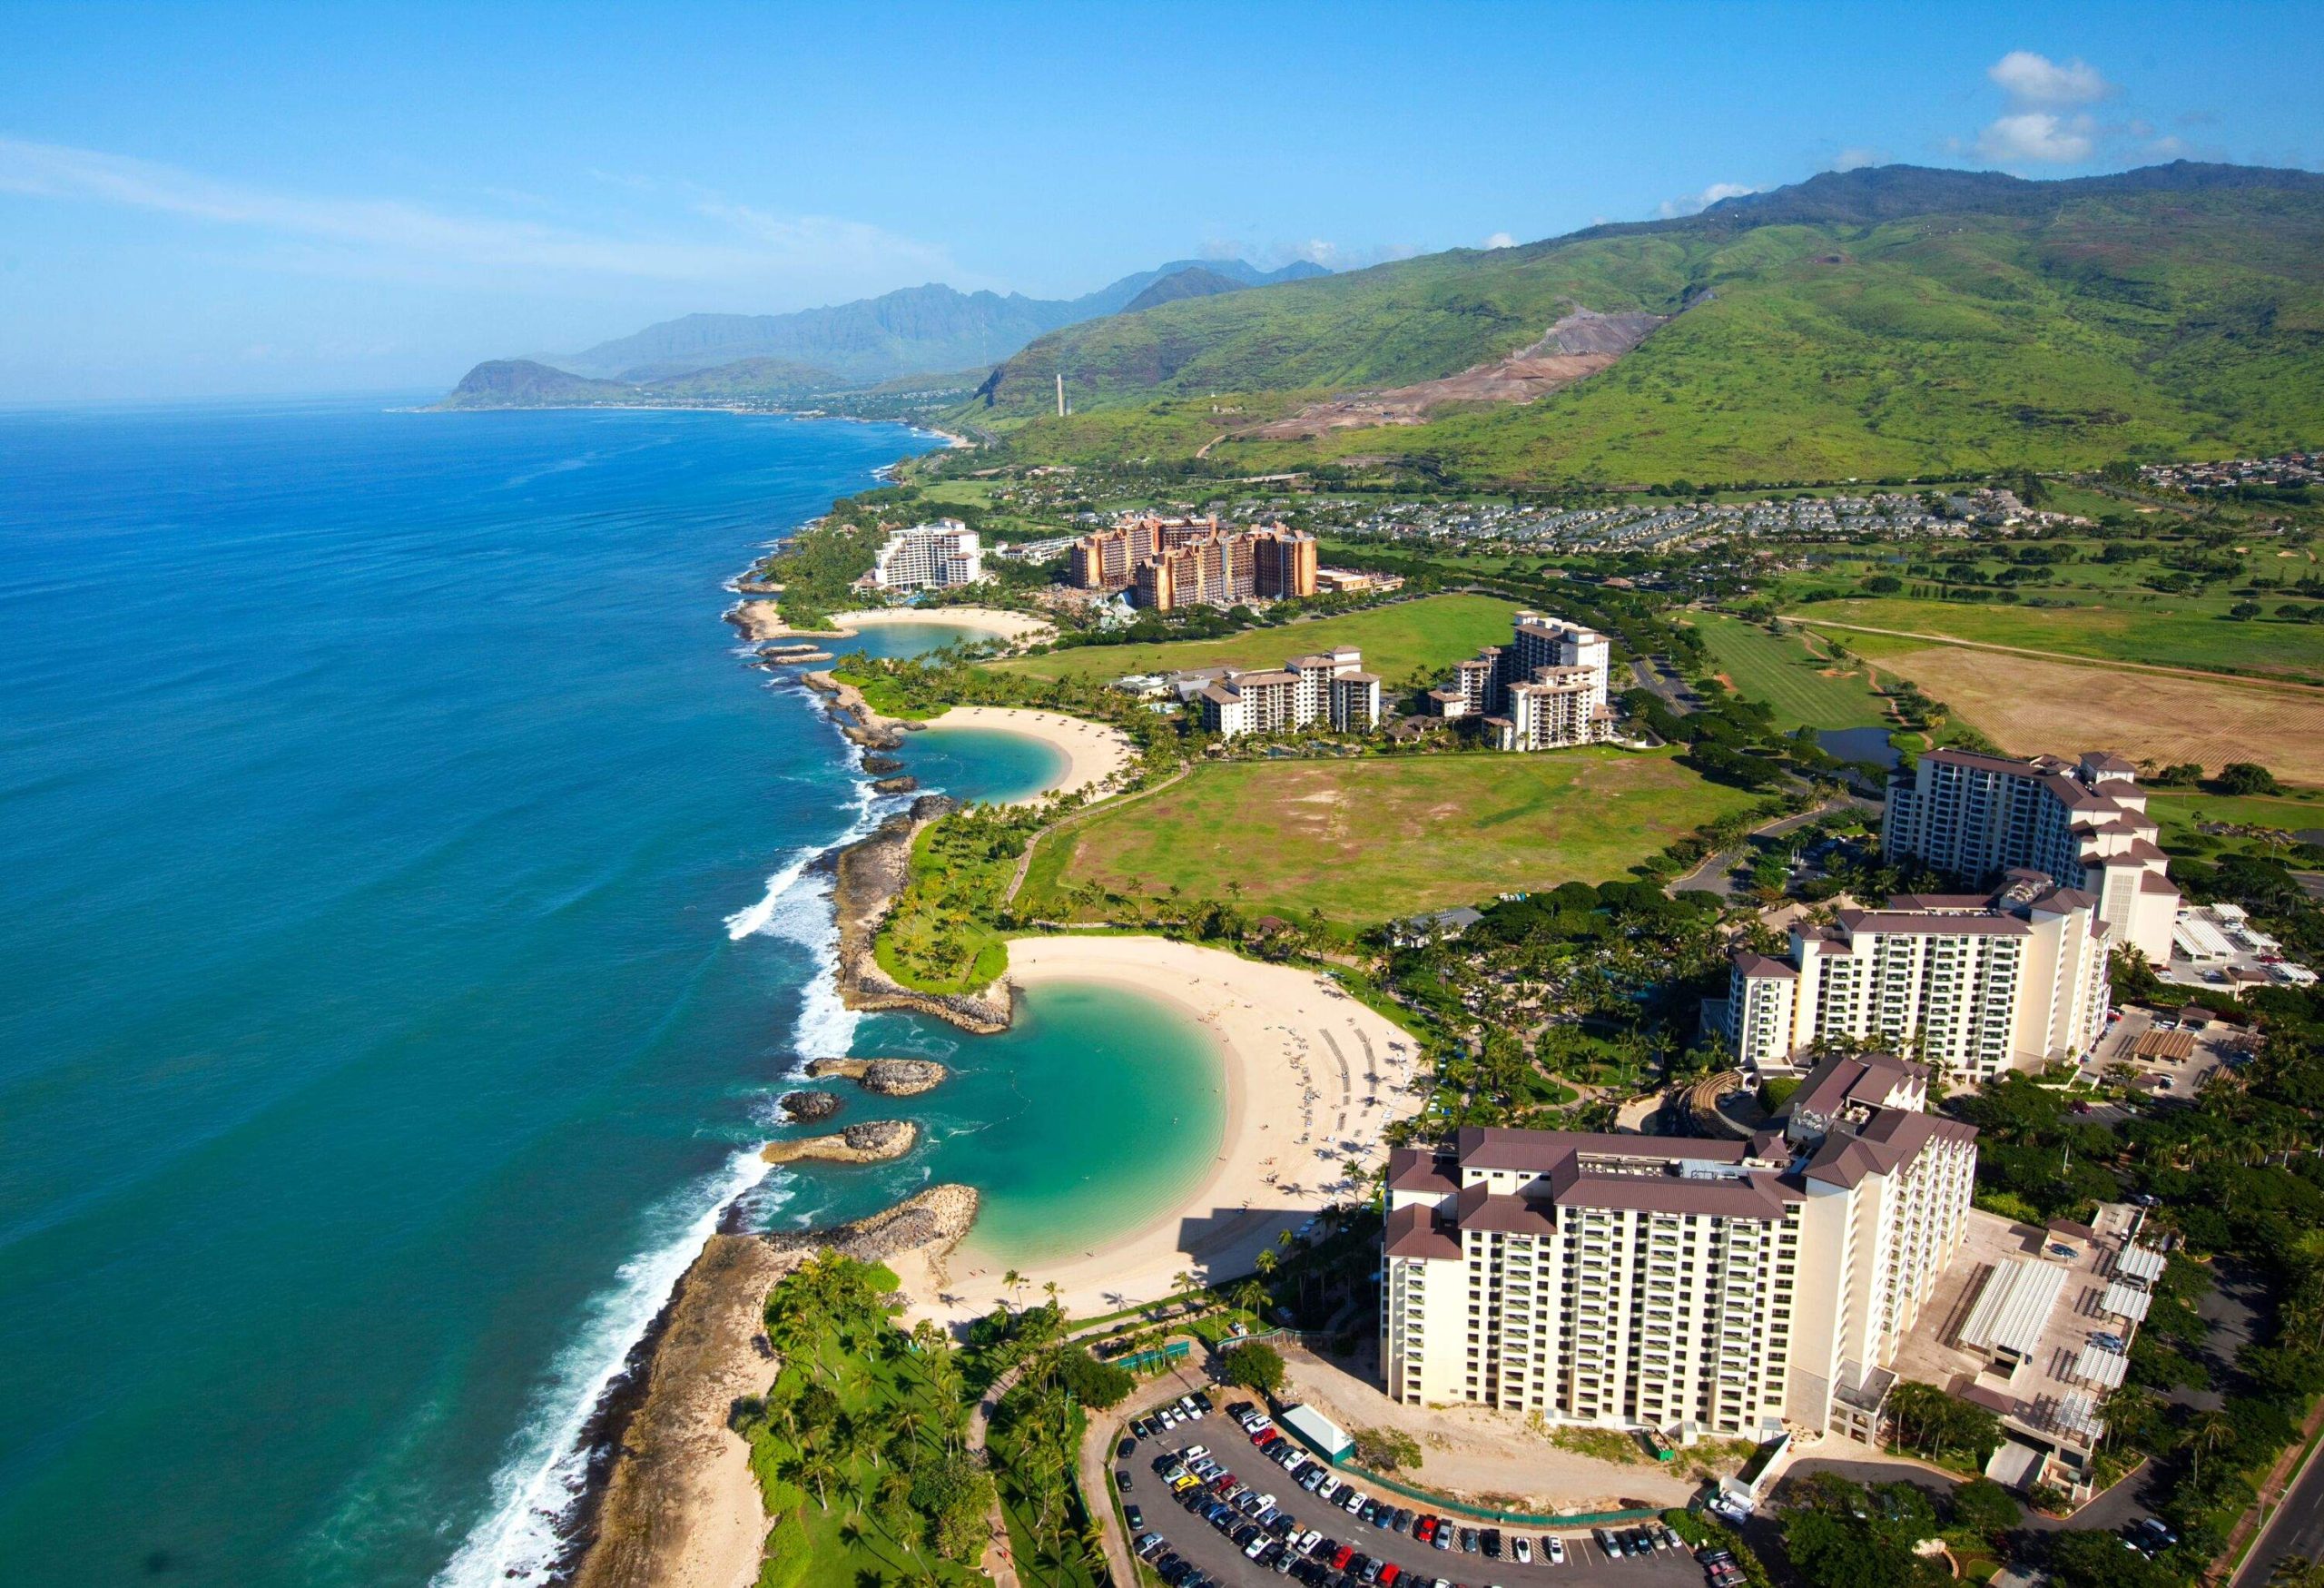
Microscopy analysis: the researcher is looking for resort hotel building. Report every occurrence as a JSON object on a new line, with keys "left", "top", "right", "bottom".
{"left": 1066, "top": 513, "right": 1318, "bottom": 610}
{"left": 1197, "top": 646, "right": 1383, "bottom": 738}
{"left": 1881, "top": 748, "right": 2180, "bottom": 962}
{"left": 1723, "top": 748, "right": 2181, "bottom": 1080}
{"left": 1725, "top": 872, "right": 2112, "bottom": 1080}
{"left": 865, "top": 519, "right": 984, "bottom": 592}
{"left": 1382, "top": 1053, "right": 1976, "bottom": 1441}
{"left": 1426, "top": 612, "right": 1614, "bottom": 751}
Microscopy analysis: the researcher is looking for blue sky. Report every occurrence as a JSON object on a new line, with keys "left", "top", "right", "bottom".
{"left": 2, "top": 1, "right": 2318, "bottom": 399}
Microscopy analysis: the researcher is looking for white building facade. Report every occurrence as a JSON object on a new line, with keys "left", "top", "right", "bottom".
{"left": 1199, "top": 646, "right": 1380, "bottom": 738}
{"left": 1882, "top": 749, "right": 2179, "bottom": 963}
{"left": 869, "top": 519, "right": 984, "bottom": 592}
{"left": 1725, "top": 873, "right": 2111, "bottom": 1080}
{"left": 1382, "top": 1056, "right": 1974, "bottom": 1440}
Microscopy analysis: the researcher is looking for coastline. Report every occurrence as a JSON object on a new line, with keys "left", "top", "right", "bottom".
{"left": 567, "top": 1188, "right": 980, "bottom": 1588}
{"left": 888, "top": 935, "right": 1424, "bottom": 1327}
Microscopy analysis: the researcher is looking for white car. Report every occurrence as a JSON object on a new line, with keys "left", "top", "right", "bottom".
{"left": 1512, "top": 1539, "right": 1532, "bottom": 1564}
{"left": 1342, "top": 1488, "right": 1364, "bottom": 1513}
{"left": 1184, "top": 1445, "right": 1208, "bottom": 1461}
{"left": 1545, "top": 1536, "right": 1565, "bottom": 1564}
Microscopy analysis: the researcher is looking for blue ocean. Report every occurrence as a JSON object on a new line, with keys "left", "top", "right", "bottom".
{"left": 0, "top": 399, "right": 1216, "bottom": 1586}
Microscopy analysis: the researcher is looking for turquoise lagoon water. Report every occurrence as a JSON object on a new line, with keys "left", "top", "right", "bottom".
{"left": 0, "top": 399, "right": 1218, "bottom": 1587}
{"left": 895, "top": 723, "right": 1070, "bottom": 807}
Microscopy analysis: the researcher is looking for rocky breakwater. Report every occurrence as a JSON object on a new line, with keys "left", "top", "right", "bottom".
{"left": 801, "top": 668, "right": 906, "bottom": 751}
{"left": 824, "top": 794, "right": 1014, "bottom": 1033}
{"left": 758, "top": 1119, "right": 918, "bottom": 1167}
{"left": 804, "top": 1056, "right": 950, "bottom": 1095}
{"left": 777, "top": 1089, "right": 842, "bottom": 1123}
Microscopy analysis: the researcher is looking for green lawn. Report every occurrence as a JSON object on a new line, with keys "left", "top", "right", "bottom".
{"left": 1021, "top": 747, "right": 1760, "bottom": 926}
{"left": 989, "top": 594, "right": 1522, "bottom": 688}
{"left": 2148, "top": 789, "right": 2324, "bottom": 842}
{"left": 1790, "top": 597, "right": 2324, "bottom": 683}
{"left": 1685, "top": 613, "right": 1890, "bottom": 730}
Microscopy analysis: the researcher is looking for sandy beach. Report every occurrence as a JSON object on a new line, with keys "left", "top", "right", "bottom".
{"left": 890, "top": 936, "right": 1423, "bottom": 1327}
{"left": 920, "top": 705, "right": 1136, "bottom": 804}
{"left": 825, "top": 605, "right": 1056, "bottom": 645}
{"left": 726, "top": 601, "right": 1054, "bottom": 647}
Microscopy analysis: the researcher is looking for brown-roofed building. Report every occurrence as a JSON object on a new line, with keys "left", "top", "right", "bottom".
{"left": 1382, "top": 1066, "right": 1975, "bottom": 1442}
{"left": 1881, "top": 745, "right": 2179, "bottom": 963}
{"left": 1725, "top": 873, "right": 2110, "bottom": 1081}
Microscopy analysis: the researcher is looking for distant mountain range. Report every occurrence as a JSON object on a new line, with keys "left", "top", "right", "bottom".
{"left": 531, "top": 257, "right": 1329, "bottom": 386}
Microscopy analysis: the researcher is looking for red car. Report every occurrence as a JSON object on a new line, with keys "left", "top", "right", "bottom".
{"left": 1331, "top": 1545, "right": 1355, "bottom": 1571}
{"left": 1413, "top": 1517, "right": 1437, "bottom": 1544}
{"left": 1379, "top": 1566, "right": 1403, "bottom": 1588}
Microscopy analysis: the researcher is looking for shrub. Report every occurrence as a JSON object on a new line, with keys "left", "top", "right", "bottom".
{"left": 2219, "top": 761, "right": 2281, "bottom": 795}
{"left": 1353, "top": 1425, "right": 1423, "bottom": 1471}
{"left": 1220, "top": 1340, "right": 1286, "bottom": 1396}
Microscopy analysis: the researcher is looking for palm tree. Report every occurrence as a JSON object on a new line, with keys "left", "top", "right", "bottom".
{"left": 2269, "top": 1558, "right": 2324, "bottom": 1588}
{"left": 1002, "top": 1267, "right": 1026, "bottom": 1307}
{"left": 2189, "top": 1408, "right": 2233, "bottom": 1482}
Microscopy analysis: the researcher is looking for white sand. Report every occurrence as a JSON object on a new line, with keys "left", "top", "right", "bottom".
{"left": 919, "top": 705, "right": 1136, "bottom": 804}
{"left": 890, "top": 936, "right": 1423, "bottom": 1327}
{"left": 826, "top": 606, "right": 1056, "bottom": 644}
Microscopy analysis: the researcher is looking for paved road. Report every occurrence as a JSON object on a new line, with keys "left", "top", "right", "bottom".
{"left": 2230, "top": 1417, "right": 2324, "bottom": 1588}
{"left": 1125, "top": 1431, "right": 1700, "bottom": 1588}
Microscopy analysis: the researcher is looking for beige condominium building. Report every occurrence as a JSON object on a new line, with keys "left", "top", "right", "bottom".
{"left": 1198, "top": 646, "right": 1381, "bottom": 738}
{"left": 1067, "top": 513, "right": 1317, "bottom": 610}
{"left": 1382, "top": 1054, "right": 1974, "bottom": 1442}
{"left": 1425, "top": 612, "right": 1613, "bottom": 750}
{"left": 1726, "top": 872, "right": 2111, "bottom": 1080}
{"left": 1882, "top": 748, "right": 2179, "bottom": 963}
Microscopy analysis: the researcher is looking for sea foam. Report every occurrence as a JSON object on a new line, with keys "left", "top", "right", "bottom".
{"left": 433, "top": 1155, "right": 790, "bottom": 1588}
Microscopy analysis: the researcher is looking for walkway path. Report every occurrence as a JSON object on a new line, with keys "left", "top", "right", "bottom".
{"left": 963, "top": 1364, "right": 1027, "bottom": 1588}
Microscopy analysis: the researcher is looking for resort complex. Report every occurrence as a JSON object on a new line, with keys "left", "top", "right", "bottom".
{"left": 1195, "top": 646, "right": 1384, "bottom": 738}
{"left": 1725, "top": 871, "right": 2112, "bottom": 1079}
{"left": 1381, "top": 1054, "right": 1976, "bottom": 1443}
{"left": 864, "top": 518, "right": 986, "bottom": 592}
{"left": 1425, "top": 610, "right": 1615, "bottom": 750}
{"left": 1067, "top": 513, "right": 1320, "bottom": 609}
{"left": 1881, "top": 748, "right": 2181, "bottom": 962}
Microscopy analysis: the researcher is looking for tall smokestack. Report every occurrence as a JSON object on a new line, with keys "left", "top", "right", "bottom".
{"left": 1056, "top": 372, "right": 1065, "bottom": 418}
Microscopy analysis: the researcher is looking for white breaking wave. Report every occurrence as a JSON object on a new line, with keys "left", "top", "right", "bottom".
{"left": 433, "top": 1157, "right": 790, "bottom": 1588}
{"left": 721, "top": 849, "right": 819, "bottom": 941}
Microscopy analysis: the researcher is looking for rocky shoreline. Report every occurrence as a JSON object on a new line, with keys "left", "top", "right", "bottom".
{"left": 821, "top": 794, "right": 1015, "bottom": 1034}
{"left": 566, "top": 1185, "right": 980, "bottom": 1588}
{"left": 758, "top": 1118, "right": 918, "bottom": 1166}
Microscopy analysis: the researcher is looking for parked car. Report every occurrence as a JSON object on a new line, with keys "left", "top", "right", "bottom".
{"left": 1512, "top": 1537, "right": 1532, "bottom": 1564}
{"left": 1126, "top": 1504, "right": 1145, "bottom": 1531}
{"left": 1544, "top": 1535, "right": 1565, "bottom": 1564}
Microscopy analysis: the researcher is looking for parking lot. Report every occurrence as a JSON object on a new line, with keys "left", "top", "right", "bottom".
{"left": 1115, "top": 1402, "right": 1718, "bottom": 1588}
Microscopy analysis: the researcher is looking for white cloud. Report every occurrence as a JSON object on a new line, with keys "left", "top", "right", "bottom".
{"left": 1988, "top": 50, "right": 2112, "bottom": 108}
{"left": 1658, "top": 182, "right": 1758, "bottom": 219}
{"left": 0, "top": 136, "right": 957, "bottom": 286}
{"left": 1830, "top": 146, "right": 1886, "bottom": 173}
{"left": 1482, "top": 232, "right": 1517, "bottom": 250}
{"left": 1974, "top": 111, "right": 2097, "bottom": 165}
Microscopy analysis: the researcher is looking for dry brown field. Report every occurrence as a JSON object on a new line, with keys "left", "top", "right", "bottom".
{"left": 1876, "top": 645, "right": 2324, "bottom": 784}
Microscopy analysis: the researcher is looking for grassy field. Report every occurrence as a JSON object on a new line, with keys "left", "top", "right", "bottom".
{"left": 1860, "top": 643, "right": 2324, "bottom": 785}
{"left": 1684, "top": 612, "right": 1890, "bottom": 729}
{"left": 1791, "top": 597, "right": 2324, "bottom": 684}
{"left": 989, "top": 594, "right": 1522, "bottom": 687}
{"left": 2148, "top": 789, "right": 2324, "bottom": 842}
{"left": 1019, "top": 748, "right": 1760, "bottom": 927}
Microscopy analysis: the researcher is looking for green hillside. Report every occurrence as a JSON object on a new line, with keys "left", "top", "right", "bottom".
{"left": 963, "top": 164, "right": 2324, "bottom": 487}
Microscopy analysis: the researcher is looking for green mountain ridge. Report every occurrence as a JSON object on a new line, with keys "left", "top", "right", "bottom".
{"left": 966, "top": 162, "right": 2324, "bottom": 486}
